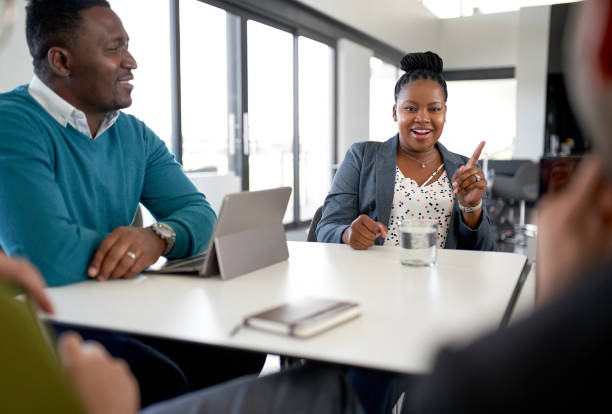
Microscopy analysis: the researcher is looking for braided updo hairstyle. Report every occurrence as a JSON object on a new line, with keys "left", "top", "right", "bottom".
{"left": 393, "top": 51, "right": 448, "bottom": 102}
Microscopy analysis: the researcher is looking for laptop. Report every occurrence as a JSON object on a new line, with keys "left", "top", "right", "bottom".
{"left": 146, "top": 186, "right": 292, "bottom": 280}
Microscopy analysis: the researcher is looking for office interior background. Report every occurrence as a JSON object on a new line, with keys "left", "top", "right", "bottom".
{"left": 0, "top": 0, "right": 584, "bottom": 238}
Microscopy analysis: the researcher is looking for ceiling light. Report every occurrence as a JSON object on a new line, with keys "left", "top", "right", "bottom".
{"left": 422, "top": 0, "right": 583, "bottom": 19}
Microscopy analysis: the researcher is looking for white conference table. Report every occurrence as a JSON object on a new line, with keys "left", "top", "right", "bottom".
{"left": 45, "top": 241, "right": 529, "bottom": 374}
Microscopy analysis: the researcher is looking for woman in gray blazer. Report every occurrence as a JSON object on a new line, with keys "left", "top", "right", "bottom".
{"left": 316, "top": 51, "right": 496, "bottom": 251}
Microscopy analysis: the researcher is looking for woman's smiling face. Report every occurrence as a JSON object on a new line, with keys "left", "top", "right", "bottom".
{"left": 393, "top": 78, "right": 447, "bottom": 152}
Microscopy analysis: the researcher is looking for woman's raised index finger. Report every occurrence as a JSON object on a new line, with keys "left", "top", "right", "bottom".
{"left": 466, "top": 141, "right": 486, "bottom": 168}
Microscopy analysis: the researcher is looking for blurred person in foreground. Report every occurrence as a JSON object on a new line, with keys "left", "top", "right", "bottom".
{"left": 0, "top": 252, "right": 137, "bottom": 414}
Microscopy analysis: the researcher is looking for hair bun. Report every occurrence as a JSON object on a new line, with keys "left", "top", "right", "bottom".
{"left": 400, "top": 51, "right": 443, "bottom": 74}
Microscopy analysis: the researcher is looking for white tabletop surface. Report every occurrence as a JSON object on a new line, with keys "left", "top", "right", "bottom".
{"left": 45, "top": 241, "right": 528, "bottom": 373}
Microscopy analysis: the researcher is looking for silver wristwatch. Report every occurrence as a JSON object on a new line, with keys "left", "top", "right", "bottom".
{"left": 458, "top": 199, "right": 483, "bottom": 213}
{"left": 150, "top": 222, "right": 176, "bottom": 256}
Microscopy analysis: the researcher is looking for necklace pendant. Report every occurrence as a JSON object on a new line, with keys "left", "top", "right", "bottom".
{"left": 421, "top": 163, "right": 425, "bottom": 169}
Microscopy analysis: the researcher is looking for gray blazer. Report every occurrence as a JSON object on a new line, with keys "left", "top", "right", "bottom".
{"left": 316, "top": 135, "right": 497, "bottom": 251}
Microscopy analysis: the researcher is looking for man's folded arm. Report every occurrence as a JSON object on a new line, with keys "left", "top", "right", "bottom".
{"left": 139, "top": 126, "right": 217, "bottom": 259}
{"left": 0, "top": 121, "right": 107, "bottom": 286}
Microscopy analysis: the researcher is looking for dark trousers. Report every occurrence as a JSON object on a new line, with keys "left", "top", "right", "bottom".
{"left": 141, "top": 364, "right": 366, "bottom": 414}
{"left": 347, "top": 368, "right": 421, "bottom": 414}
{"left": 141, "top": 364, "right": 421, "bottom": 414}
{"left": 52, "top": 324, "right": 266, "bottom": 407}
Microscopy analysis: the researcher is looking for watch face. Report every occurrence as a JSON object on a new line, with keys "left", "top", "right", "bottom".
{"left": 155, "top": 223, "right": 173, "bottom": 238}
{"left": 153, "top": 223, "right": 175, "bottom": 256}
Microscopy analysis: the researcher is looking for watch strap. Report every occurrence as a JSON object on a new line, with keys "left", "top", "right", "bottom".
{"left": 458, "top": 199, "right": 483, "bottom": 213}
{"left": 150, "top": 222, "right": 176, "bottom": 256}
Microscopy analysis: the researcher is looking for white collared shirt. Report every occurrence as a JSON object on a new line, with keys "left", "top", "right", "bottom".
{"left": 27, "top": 75, "right": 119, "bottom": 139}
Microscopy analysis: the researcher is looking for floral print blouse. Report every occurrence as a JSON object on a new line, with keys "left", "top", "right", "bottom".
{"left": 384, "top": 164, "right": 454, "bottom": 248}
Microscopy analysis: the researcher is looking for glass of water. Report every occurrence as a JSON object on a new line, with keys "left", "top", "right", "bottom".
{"left": 399, "top": 220, "right": 438, "bottom": 266}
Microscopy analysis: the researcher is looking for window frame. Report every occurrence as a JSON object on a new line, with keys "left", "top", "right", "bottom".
{"left": 168, "top": 0, "right": 344, "bottom": 226}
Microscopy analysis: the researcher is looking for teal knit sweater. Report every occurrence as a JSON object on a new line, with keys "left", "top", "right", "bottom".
{"left": 0, "top": 86, "right": 216, "bottom": 286}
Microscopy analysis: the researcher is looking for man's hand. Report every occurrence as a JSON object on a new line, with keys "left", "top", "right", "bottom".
{"left": 88, "top": 227, "right": 165, "bottom": 281}
{"left": 0, "top": 253, "right": 54, "bottom": 313}
{"left": 536, "top": 156, "right": 612, "bottom": 305}
{"left": 452, "top": 141, "right": 487, "bottom": 228}
{"left": 342, "top": 214, "right": 388, "bottom": 250}
{"left": 58, "top": 332, "right": 139, "bottom": 414}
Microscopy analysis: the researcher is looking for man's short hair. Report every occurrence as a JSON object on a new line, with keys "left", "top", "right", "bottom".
{"left": 25, "top": 0, "right": 111, "bottom": 76}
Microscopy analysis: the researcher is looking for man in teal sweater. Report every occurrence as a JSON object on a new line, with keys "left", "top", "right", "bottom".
{"left": 0, "top": 1, "right": 216, "bottom": 287}
{"left": 0, "top": 0, "right": 265, "bottom": 406}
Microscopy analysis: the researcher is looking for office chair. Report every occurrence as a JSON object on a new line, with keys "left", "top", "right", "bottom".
{"left": 306, "top": 205, "right": 323, "bottom": 242}
{"left": 491, "top": 161, "right": 539, "bottom": 245}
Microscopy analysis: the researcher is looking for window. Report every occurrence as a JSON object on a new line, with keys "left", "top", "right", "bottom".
{"left": 111, "top": 1, "right": 337, "bottom": 226}
{"left": 369, "top": 57, "right": 400, "bottom": 142}
{"left": 112, "top": 0, "right": 172, "bottom": 149}
{"left": 180, "top": 1, "right": 231, "bottom": 173}
{"left": 247, "top": 20, "right": 295, "bottom": 222}
{"left": 443, "top": 79, "right": 517, "bottom": 159}
{"left": 298, "top": 36, "right": 334, "bottom": 220}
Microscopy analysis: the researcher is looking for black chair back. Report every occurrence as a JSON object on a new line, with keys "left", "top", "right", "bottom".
{"left": 306, "top": 206, "right": 323, "bottom": 242}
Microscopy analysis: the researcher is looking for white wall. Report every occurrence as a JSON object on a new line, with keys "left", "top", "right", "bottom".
{"left": 439, "top": 11, "right": 519, "bottom": 70}
{"left": 514, "top": 6, "right": 551, "bottom": 160}
{"left": 381, "top": 19, "right": 440, "bottom": 54}
{"left": 416, "top": 8, "right": 550, "bottom": 160}
{"left": 296, "top": 0, "right": 438, "bottom": 53}
{"left": 336, "top": 38, "right": 372, "bottom": 159}
{"left": 0, "top": 0, "right": 32, "bottom": 92}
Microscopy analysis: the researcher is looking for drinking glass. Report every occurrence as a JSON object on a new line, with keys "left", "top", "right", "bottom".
{"left": 399, "top": 220, "right": 437, "bottom": 266}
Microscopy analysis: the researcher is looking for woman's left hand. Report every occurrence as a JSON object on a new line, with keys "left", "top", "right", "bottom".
{"left": 452, "top": 141, "right": 487, "bottom": 207}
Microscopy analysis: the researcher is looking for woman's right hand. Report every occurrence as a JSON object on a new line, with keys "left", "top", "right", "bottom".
{"left": 342, "top": 215, "right": 388, "bottom": 250}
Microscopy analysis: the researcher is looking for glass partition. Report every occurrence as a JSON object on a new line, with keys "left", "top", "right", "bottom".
{"left": 112, "top": 0, "right": 172, "bottom": 150}
{"left": 298, "top": 36, "right": 333, "bottom": 220}
{"left": 247, "top": 20, "right": 294, "bottom": 223}
{"left": 180, "top": 1, "right": 230, "bottom": 173}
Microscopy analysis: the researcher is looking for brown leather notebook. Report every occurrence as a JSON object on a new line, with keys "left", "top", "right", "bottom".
{"left": 244, "top": 296, "right": 361, "bottom": 338}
